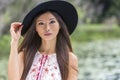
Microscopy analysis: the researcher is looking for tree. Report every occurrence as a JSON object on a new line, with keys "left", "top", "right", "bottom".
{"left": 0, "top": 0, "right": 43, "bottom": 37}
{"left": 78, "top": 0, "right": 120, "bottom": 25}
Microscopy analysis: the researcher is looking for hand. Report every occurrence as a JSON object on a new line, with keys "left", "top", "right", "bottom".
{"left": 10, "top": 22, "right": 23, "bottom": 43}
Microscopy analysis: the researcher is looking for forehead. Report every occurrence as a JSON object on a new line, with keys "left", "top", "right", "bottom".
{"left": 36, "top": 12, "right": 56, "bottom": 21}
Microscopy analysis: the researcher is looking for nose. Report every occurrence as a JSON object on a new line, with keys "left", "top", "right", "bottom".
{"left": 46, "top": 23, "right": 50, "bottom": 31}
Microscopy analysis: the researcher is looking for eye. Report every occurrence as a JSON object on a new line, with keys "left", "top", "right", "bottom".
{"left": 50, "top": 20, "right": 56, "bottom": 24}
{"left": 38, "top": 22, "right": 44, "bottom": 25}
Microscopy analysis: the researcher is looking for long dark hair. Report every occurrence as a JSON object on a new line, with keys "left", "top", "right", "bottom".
{"left": 19, "top": 11, "right": 73, "bottom": 80}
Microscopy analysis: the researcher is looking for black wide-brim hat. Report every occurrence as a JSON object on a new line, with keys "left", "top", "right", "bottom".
{"left": 21, "top": 0, "right": 78, "bottom": 36}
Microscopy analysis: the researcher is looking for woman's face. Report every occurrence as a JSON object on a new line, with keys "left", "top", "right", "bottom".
{"left": 36, "top": 12, "right": 60, "bottom": 41}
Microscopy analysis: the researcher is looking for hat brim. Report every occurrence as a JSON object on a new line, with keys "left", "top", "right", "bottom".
{"left": 21, "top": 1, "right": 78, "bottom": 36}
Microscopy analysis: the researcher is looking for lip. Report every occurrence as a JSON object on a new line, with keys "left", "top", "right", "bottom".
{"left": 44, "top": 33, "right": 52, "bottom": 36}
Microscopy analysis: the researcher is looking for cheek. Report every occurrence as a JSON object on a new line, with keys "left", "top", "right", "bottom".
{"left": 52, "top": 23, "right": 60, "bottom": 33}
{"left": 36, "top": 27, "right": 44, "bottom": 37}
{"left": 52, "top": 26, "right": 60, "bottom": 35}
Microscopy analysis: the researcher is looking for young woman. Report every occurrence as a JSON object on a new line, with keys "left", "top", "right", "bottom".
{"left": 8, "top": 1, "right": 78, "bottom": 80}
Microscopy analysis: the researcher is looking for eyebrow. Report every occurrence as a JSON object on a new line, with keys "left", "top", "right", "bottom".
{"left": 37, "top": 18, "right": 55, "bottom": 22}
{"left": 49, "top": 18, "right": 55, "bottom": 20}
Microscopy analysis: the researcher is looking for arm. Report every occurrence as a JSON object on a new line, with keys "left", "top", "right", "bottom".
{"left": 8, "top": 46, "right": 24, "bottom": 80}
{"left": 68, "top": 52, "right": 78, "bottom": 80}
{"left": 8, "top": 22, "right": 23, "bottom": 80}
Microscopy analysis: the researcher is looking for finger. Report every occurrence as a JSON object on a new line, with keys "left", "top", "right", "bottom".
{"left": 12, "top": 24, "right": 22, "bottom": 33}
{"left": 11, "top": 22, "right": 22, "bottom": 29}
{"left": 10, "top": 22, "right": 21, "bottom": 31}
{"left": 18, "top": 25, "right": 23, "bottom": 35}
{"left": 11, "top": 22, "right": 22, "bottom": 26}
{"left": 17, "top": 25, "right": 23, "bottom": 35}
{"left": 19, "top": 25, "right": 23, "bottom": 31}
{"left": 10, "top": 29, "right": 16, "bottom": 37}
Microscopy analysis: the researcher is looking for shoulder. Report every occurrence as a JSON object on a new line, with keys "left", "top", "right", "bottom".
{"left": 69, "top": 52, "right": 78, "bottom": 60}
{"left": 18, "top": 51, "right": 24, "bottom": 59}
{"left": 68, "top": 52, "right": 78, "bottom": 80}
{"left": 18, "top": 51, "right": 24, "bottom": 66}
{"left": 69, "top": 52, "right": 78, "bottom": 71}
{"left": 18, "top": 51, "right": 24, "bottom": 77}
{"left": 18, "top": 51, "right": 24, "bottom": 68}
{"left": 69, "top": 52, "right": 78, "bottom": 66}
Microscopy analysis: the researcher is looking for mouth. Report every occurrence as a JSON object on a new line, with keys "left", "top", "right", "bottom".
{"left": 44, "top": 33, "right": 52, "bottom": 36}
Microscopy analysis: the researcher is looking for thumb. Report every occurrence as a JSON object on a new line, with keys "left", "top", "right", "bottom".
{"left": 19, "top": 25, "right": 23, "bottom": 35}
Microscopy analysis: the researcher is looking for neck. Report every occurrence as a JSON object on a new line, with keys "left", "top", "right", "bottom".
{"left": 39, "top": 38, "right": 56, "bottom": 54}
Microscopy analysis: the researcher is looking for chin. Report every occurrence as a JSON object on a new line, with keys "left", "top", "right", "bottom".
{"left": 42, "top": 36, "right": 56, "bottom": 41}
{"left": 44, "top": 38, "right": 53, "bottom": 41}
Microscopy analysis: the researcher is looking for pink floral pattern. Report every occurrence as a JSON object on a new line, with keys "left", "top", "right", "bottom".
{"left": 26, "top": 51, "right": 61, "bottom": 80}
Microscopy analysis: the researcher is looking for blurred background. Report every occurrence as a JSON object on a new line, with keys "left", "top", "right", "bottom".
{"left": 0, "top": 0, "right": 120, "bottom": 80}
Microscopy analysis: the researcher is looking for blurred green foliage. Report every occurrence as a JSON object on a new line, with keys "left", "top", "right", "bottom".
{"left": 0, "top": 34, "right": 11, "bottom": 59}
{"left": 71, "top": 24, "right": 120, "bottom": 42}
{"left": 0, "top": 59, "right": 8, "bottom": 80}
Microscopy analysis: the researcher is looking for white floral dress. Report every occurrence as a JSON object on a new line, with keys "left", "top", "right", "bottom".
{"left": 26, "top": 51, "right": 62, "bottom": 80}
